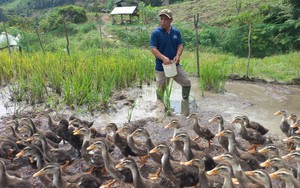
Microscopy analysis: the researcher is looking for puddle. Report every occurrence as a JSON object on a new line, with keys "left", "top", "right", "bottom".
{"left": 0, "top": 78, "right": 299, "bottom": 139}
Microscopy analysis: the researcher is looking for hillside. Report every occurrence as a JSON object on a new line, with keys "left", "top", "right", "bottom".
{"left": 1, "top": 0, "right": 277, "bottom": 25}
{"left": 0, "top": 0, "right": 299, "bottom": 57}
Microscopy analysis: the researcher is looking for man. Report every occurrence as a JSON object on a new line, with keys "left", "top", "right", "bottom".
{"left": 150, "top": 9, "right": 191, "bottom": 103}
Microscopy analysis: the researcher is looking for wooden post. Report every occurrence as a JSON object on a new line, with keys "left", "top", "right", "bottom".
{"left": 194, "top": 13, "right": 200, "bottom": 78}
{"left": 97, "top": 11, "right": 104, "bottom": 54}
{"left": 35, "top": 20, "right": 45, "bottom": 55}
{"left": 3, "top": 21, "right": 11, "bottom": 57}
{"left": 62, "top": 17, "right": 70, "bottom": 56}
{"left": 246, "top": 24, "right": 252, "bottom": 79}
{"left": 125, "top": 21, "right": 130, "bottom": 56}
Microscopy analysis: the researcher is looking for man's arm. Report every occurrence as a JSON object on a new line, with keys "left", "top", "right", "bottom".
{"left": 150, "top": 47, "right": 171, "bottom": 64}
{"left": 173, "top": 45, "right": 183, "bottom": 64}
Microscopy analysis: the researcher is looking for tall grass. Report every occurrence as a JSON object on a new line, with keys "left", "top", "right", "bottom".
{"left": 0, "top": 48, "right": 154, "bottom": 112}
{"left": 0, "top": 48, "right": 299, "bottom": 113}
{"left": 176, "top": 51, "right": 300, "bottom": 95}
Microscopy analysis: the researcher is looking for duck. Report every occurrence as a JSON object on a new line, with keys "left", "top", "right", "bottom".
{"left": 215, "top": 129, "right": 262, "bottom": 169}
{"left": 213, "top": 153, "right": 264, "bottom": 188}
{"left": 282, "top": 150, "right": 300, "bottom": 179}
{"left": 26, "top": 133, "right": 72, "bottom": 165}
{"left": 242, "top": 115, "right": 269, "bottom": 135}
{"left": 69, "top": 115, "right": 94, "bottom": 128}
{"left": 117, "top": 124, "right": 149, "bottom": 165}
{"left": 15, "top": 144, "right": 48, "bottom": 170}
{"left": 0, "top": 136, "right": 20, "bottom": 161}
{"left": 20, "top": 119, "right": 61, "bottom": 148}
{"left": 258, "top": 144, "right": 280, "bottom": 158}
{"left": 37, "top": 112, "right": 83, "bottom": 153}
{"left": 149, "top": 142, "right": 199, "bottom": 187}
{"left": 115, "top": 157, "right": 173, "bottom": 188}
{"left": 19, "top": 117, "right": 61, "bottom": 148}
{"left": 283, "top": 135, "right": 300, "bottom": 151}
{"left": 33, "top": 163, "right": 101, "bottom": 188}
{"left": 291, "top": 120, "right": 300, "bottom": 130}
{"left": 244, "top": 169, "right": 272, "bottom": 188}
{"left": 287, "top": 113, "right": 298, "bottom": 136}
{"left": 129, "top": 127, "right": 162, "bottom": 178}
{"left": 86, "top": 139, "right": 133, "bottom": 187}
{"left": 170, "top": 132, "right": 216, "bottom": 171}
{"left": 231, "top": 116, "right": 267, "bottom": 153}
{"left": 102, "top": 122, "right": 136, "bottom": 157}
{"left": 164, "top": 119, "right": 203, "bottom": 151}
{"left": 260, "top": 155, "right": 298, "bottom": 178}
{"left": 269, "top": 168, "right": 300, "bottom": 188}
{"left": 206, "top": 163, "right": 236, "bottom": 188}
{"left": 187, "top": 113, "right": 215, "bottom": 148}
{"left": 208, "top": 115, "right": 229, "bottom": 151}
{"left": 52, "top": 118, "right": 83, "bottom": 157}
{"left": 274, "top": 109, "right": 290, "bottom": 137}
{"left": 73, "top": 127, "right": 108, "bottom": 174}
{"left": 180, "top": 157, "right": 222, "bottom": 188}
{"left": 0, "top": 160, "right": 32, "bottom": 188}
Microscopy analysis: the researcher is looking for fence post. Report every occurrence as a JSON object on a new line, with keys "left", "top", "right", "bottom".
{"left": 194, "top": 13, "right": 200, "bottom": 78}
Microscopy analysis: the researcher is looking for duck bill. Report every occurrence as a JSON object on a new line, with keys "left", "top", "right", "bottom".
{"left": 128, "top": 132, "right": 136, "bottom": 138}
{"left": 86, "top": 145, "right": 96, "bottom": 151}
{"left": 33, "top": 170, "right": 45, "bottom": 177}
{"left": 269, "top": 173, "right": 279, "bottom": 179}
{"left": 115, "top": 163, "right": 124, "bottom": 169}
{"left": 73, "top": 129, "right": 81, "bottom": 135}
{"left": 291, "top": 122, "right": 299, "bottom": 128}
{"left": 244, "top": 171, "right": 254, "bottom": 176}
{"left": 260, "top": 161, "right": 271, "bottom": 167}
{"left": 282, "top": 137, "right": 291, "bottom": 142}
{"left": 281, "top": 154, "right": 291, "bottom": 160}
{"left": 274, "top": 111, "right": 281, "bottom": 116}
{"left": 208, "top": 117, "right": 216, "bottom": 123}
{"left": 230, "top": 120, "right": 237, "bottom": 124}
{"left": 164, "top": 123, "right": 172, "bottom": 129}
{"left": 215, "top": 131, "right": 224, "bottom": 137}
{"left": 213, "top": 155, "right": 223, "bottom": 161}
{"left": 258, "top": 148, "right": 267, "bottom": 154}
{"left": 180, "top": 160, "right": 193, "bottom": 166}
{"left": 170, "top": 137, "right": 180, "bottom": 142}
{"left": 149, "top": 147, "right": 158, "bottom": 154}
{"left": 15, "top": 150, "right": 25, "bottom": 158}
{"left": 26, "top": 137, "right": 34, "bottom": 142}
{"left": 206, "top": 169, "right": 218, "bottom": 176}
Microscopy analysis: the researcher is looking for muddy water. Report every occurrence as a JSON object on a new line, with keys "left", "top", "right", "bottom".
{"left": 142, "top": 77, "right": 300, "bottom": 139}
{"left": 0, "top": 78, "right": 299, "bottom": 139}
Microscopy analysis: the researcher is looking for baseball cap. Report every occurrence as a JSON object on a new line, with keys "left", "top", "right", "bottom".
{"left": 159, "top": 9, "right": 172, "bottom": 19}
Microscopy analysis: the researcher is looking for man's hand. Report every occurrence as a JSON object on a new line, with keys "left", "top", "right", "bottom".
{"left": 173, "top": 55, "right": 180, "bottom": 64}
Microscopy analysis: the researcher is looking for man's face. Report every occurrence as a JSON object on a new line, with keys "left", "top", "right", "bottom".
{"left": 159, "top": 15, "right": 172, "bottom": 29}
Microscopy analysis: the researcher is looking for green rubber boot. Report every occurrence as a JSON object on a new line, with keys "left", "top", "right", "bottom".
{"left": 182, "top": 86, "right": 191, "bottom": 100}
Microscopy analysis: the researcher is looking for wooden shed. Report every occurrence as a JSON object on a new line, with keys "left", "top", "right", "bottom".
{"left": 110, "top": 6, "right": 138, "bottom": 24}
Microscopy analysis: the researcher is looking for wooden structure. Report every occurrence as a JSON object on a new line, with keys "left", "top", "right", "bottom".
{"left": 110, "top": 6, "right": 138, "bottom": 24}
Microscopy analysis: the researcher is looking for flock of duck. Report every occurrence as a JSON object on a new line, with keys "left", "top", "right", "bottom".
{"left": 0, "top": 108, "right": 299, "bottom": 188}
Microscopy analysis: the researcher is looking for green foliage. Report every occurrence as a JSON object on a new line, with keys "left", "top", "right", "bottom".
{"left": 59, "top": 5, "right": 87, "bottom": 23}
{"left": 38, "top": 5, "right": 87, "bottom": 32}
{"left": 138, "top": 2, "right": 159, "bottom": 24}
{"left": 199, "top": 61, "right": 227, "bottom": 93}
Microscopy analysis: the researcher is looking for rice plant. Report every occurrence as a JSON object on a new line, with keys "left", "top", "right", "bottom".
{"left": 163, "top": 78, "right": 173, "bottom": 116}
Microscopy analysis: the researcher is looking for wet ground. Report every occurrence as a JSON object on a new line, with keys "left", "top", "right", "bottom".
{"left": 0, "top": 77, "right": 299, "bottom": 187}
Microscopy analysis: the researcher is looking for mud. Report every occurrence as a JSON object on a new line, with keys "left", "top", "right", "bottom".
{"left": 0, "top": 78, "right": 299, "bottom": 187}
